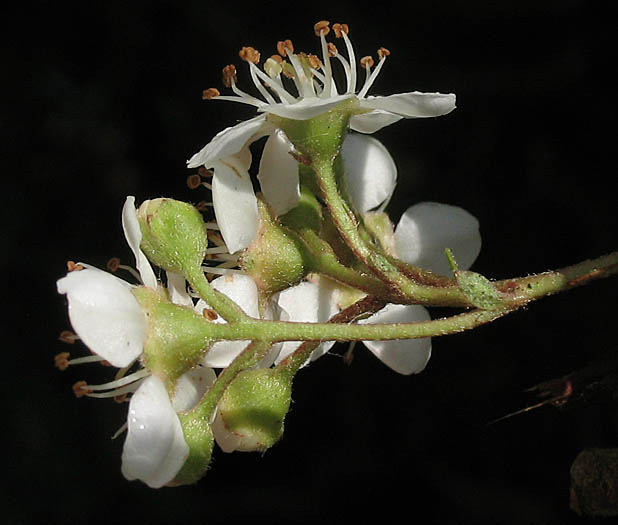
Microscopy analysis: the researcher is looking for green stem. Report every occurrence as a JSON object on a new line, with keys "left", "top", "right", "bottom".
{"left": 186, "top": 267, "right": 251, "bottom": 323}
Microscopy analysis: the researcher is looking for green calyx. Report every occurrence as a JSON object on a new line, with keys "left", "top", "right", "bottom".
{"left": 267, "top": 99, "right": 356, "bottom": 164}
{"left": 133, "top": 287, "right": 214, "bottom": 387}
{"left": 240, "top": 198, "right": 309, "bottom": 296}
{"left": 137, "top": 198, "right": 208, "bottom": 276}
{"left": 172, "top": 412, "right": 215, "bottom": 486}
{"left": 280, "top": 185, "right": 323, "bottom": 233}
{"left": 216, "top": 368, "right": 292, "bottom": 452}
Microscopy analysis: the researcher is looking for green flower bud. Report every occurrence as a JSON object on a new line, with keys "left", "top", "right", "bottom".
{"left": 133, "top": 287, "right": 214, "bottom": 387}
{"left": 240, "top": 198, "right": 309, "bottom": 296}
{"left": 137, "top": 198, "right": 208, "bottom": 275}
{"left": 213, "top": 368, "right": 292, "bottom": 453}
{"left": 172, "top": 412, "right": 215, "bottom": 486}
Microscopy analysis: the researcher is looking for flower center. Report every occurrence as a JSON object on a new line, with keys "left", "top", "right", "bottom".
{"left": 201, "top": 20, "right": 390, "bottom": 109}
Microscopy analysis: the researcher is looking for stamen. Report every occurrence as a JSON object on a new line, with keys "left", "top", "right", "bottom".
{"left": 277, "top": 39, "right": 294, "bottom": 57}
{"left": 343, "top": 341, "right": 357, "bottom": 365}
{"left": 239, "top": 46, "right": 261, "bottom": 65}
{"left": 316, "top": 22, "right": 334, "bottom": 97}
{"left": 67, "top": 261, "right": 84, "bottom": 272}
{"left": 68, "top": 354, "right": 106, "bottom": 366}
{"left": 106, "top": 257, "right": 141, "bottom": 282}
{"left": 73, "top": 380, "right": 91, "bottom": 398}
{"left": 332, "top": 23, "right": 349, "bottom": 38}
{"left": 248, "top": 62, "right": 277, "bottom": 104}
{"left": 85, "top": 368, "right": 150, "bottom": 392}
{"left": 222, "top": 65, "right": 237, "bottom": 88}
{"left": 85, "top": 379, "right": 145, "bottom": 399}
{"left": 187, "top": 174, "right": 203, "bottom": 190}
{"left": 206, "top": 253, "right": 239, "bottom": 262}
{"left": 249, "top": 62, "right": 296, "bottom": 104}
{"left": 111, "top": 422, "right": 128, "bottom": 440}
{"left": 327, "top": 42, "right": 338, "bottom": 58}
{"left": 313, "top": 20, "right": 330, "bottom": 37}
{"left": 196, "top": 201, "right": 213, "bottom": 212}
{"left": 204, "top": 222, "right": 220, "bottom": 230}
{"left": 264, "top": 57, "right": 282, "bottom": 78}
{"left": 201, "top": 266, "right": 244, "bottom": 276}
{"left": 202, "top": 308, "right": 219, "bottom": 321}
{"left": 207, "top": 230, "right": 226, "bottom": 247}
{"left": 202, "top": 88, "right": 220, "bottom": 99}
{"left": 360, "top": 55, "right": 375, "bottom": 69}
{"left": 358, "top": 50, "right": 388, "bottom": 99}
{"left": 339, "top": 29, "right": 357, "bottom": 93}
{"left": 286, "top": 52, "right": 315, "bottom": 98}
{"left": 198, "top": 167, "right": 214, "bottom": 177}
{"left": 205, "top": 246, "right": 232, "bottom": 255}
{"left": 58, "top": 330, "right": 79, "bottom": 344}
{"left": 55, "top": 352, "right": 71, "bottom": 371}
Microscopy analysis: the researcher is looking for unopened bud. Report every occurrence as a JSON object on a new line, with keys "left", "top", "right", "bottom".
{"left": 137, "top": 198, "right": 208, "bottom": 276}
{"left": 213, "top": 369, "right": 292, "bottom": 453}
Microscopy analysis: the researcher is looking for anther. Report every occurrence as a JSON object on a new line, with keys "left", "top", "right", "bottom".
{"left": 59, "top": 330, "right": 78, "bottom": 344}
{"left": 106, "top": 257, "right": 120, "bottom": 272}
{"left": 198, "top": 167, "right": 214, "bottom": 177}
{"left": 239, "top": 46, "right": 260, "bottom": 64}
{"left": 72, "top": 380, "right": 92, "bottom": 398}
{"left": 202, "top": 308, "right": 219, "bottom": 321}
{"left": 332, "top": 23, "right": 349, "bottom": 38}
{"left": 360, "top": 56, "right": 375, "bottom": 69}
{"left": 264, "top": 57, "right": 282, "bottom": 78}
{"left": 307, "top": 54, "right": 322, "bottom": 69}
{"left": 377, "top": 47, "right": 391, "bottom": 59}
{"left": 187, "top": 174, "right": 203, "bottom": 190}
{"left": 66, "top": 261, "right": 84, "bottom": 272}
{"left": 202, "top": 88, "right": 220, "bottom": 100}
{"left": 313, "top": 20, "right": 330, "bottom": 37}
{"left": 114, "top": 393, "right": 128, "bottom": 404}
{"left": 270, "top": 54, "right": 283, "bottom": 64}
{"left": 327, "top": 42, "right": 338, "bottom": 57}
{"left": 55, "top": 352, "right": 70, "bottom": 371}
{"left": 276, "top": 39, "right": 294, "bottom": 57}
{"left": 196, "top": 201, "right": 213, "bottom": 212}
{"left": 222, "top": 64, "right": 237, "bottom": 88}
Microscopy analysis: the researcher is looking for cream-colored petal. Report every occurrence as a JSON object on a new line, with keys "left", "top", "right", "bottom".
{"left": 186, "top": 115, "right": 268, "bottom": 168}
{"left": 360, "top": 303, "right": 432, "bottom": 375}
{"left": 121, "top": 376, "right": 189, "bottom": 488}
{"left": 360, "top": 92, "right": 456, "bottom": 118}
{"left": 171, "top": 365, "right": 217, "bottom": 413}
{"left": 166, "top": 271, "right": 194, "bottom": 307}
{"left": 257, "top": 130, "right": 300, "bottom": 216}
{"left": 349, "top": 110, "right": 402, "bottom": 134}
{"left": 341, "top": 134, "right": 397, "bottom": 213}
{"left": 56, "top": 267, "right": 146, "bottom": 368}
{"left": 122, "top": 196, "right": 157, "bottom": 289}
{"left": 394, "top": 202, "right": 481, "bottom": 275}
{"left": 211, "top": 158, "right": 260, "bottom": 254}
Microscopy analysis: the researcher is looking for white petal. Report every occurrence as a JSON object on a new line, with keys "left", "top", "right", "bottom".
{"left": 341, "top": 134, "right": 397, "bottom": 213}
{"left": 186, "top": 115, "right": 268, "bottom": 168}
{"left": 122, "top": 196, "right": 157, "bottom": 289}
{"left": 394, "top": 202, "right": 481, "bottom": 275}
{"left": 199, "top": 274, "right": 260, "bottom": 368}
{"left": 171, "top": 365, "right": 217, "bottom": 413}
{"left": 349, "top": 110, "right": 402, "bottom": 134}
{"left": 275, "top": 281, "right": 339, "bottom": 364}
{"left": 211, "top": 409, "right": 242, "bottom": 453}
{"left": 261, "top": 94, "right": 354, "bottom": 120}
{"left": 360, "top": 92, "right": 456, "bottom": 118}
{"left": 211, "top": 157, "right": 260, "bottom": 254}
{"left": 257, "top": 130, "right": 300, "bottom": 216}
{"left": 165, "top": 271, "right": 194, "bottom": 307}
{"left": 121, "top": 376, "right": 189, "bottom": 488}
{"left": 360, "top": 303, "right": 432, "bottom": 375}
{"left": 56, "top": 267, "right": 146, "bottom": 368}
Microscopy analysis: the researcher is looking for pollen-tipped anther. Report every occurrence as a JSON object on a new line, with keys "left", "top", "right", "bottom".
{"left": 313, "top": 20, "right": 330, "bottom": 37}
{"left": 239, "top": 46, "right": 260, "bottom": 64}
{"left": 276, "top": 40, "right": 294, "bottom": 57}
{"left": 327, "top": 42, "right": 338, "bottom": 57}
{"left": 202, "top": 88, "right": 220, "bottom": 100}
{"left": 332, "top": 23, "right": 349, "bottom": 38}
{"left": 73, "top": 380, "right": 92, "bottom": 398}
{"left": 377, "top": 47, "right": 391, "bottom": 59}
{"left": 187, "top": 174, "right": 202, "bottom": 190}
{"left": 360, "top": 56, "right": 375, "bottom": 69}
{"left": 55, "top": 352, "right": 70, "bottom": 371}
{"left": 222, "top": 65, "right": 237, "bottom": 88}
{"left": 66, "top": 261, "right": 84, "bottom": 272}
{"left": 107, "top": 257, "right": 121, "bottom": 272}
{"left": 59, "top": 330, "right": 79, "bottom": 344}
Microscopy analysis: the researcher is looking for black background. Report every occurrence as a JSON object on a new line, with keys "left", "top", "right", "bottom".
{"left": 4, "top": 1, "right": 617, "bottom": 523}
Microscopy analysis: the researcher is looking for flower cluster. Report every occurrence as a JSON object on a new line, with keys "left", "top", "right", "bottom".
{"left": 56, "top": 20, "right": 482, "bottom": 488}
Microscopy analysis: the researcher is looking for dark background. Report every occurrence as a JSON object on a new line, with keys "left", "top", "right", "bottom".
{"left": 4, "top": 1, "right": 616, "bottom": 523}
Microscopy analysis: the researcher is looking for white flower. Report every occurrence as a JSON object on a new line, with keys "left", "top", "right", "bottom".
{"left": 121, "top": 366, "right": 216, "bottom": 488}
{"left": 56, "top": 196, "right": 157, "bottom": 368}
{"left": 187, "top": 21, "right": 455, "bottom": 253}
